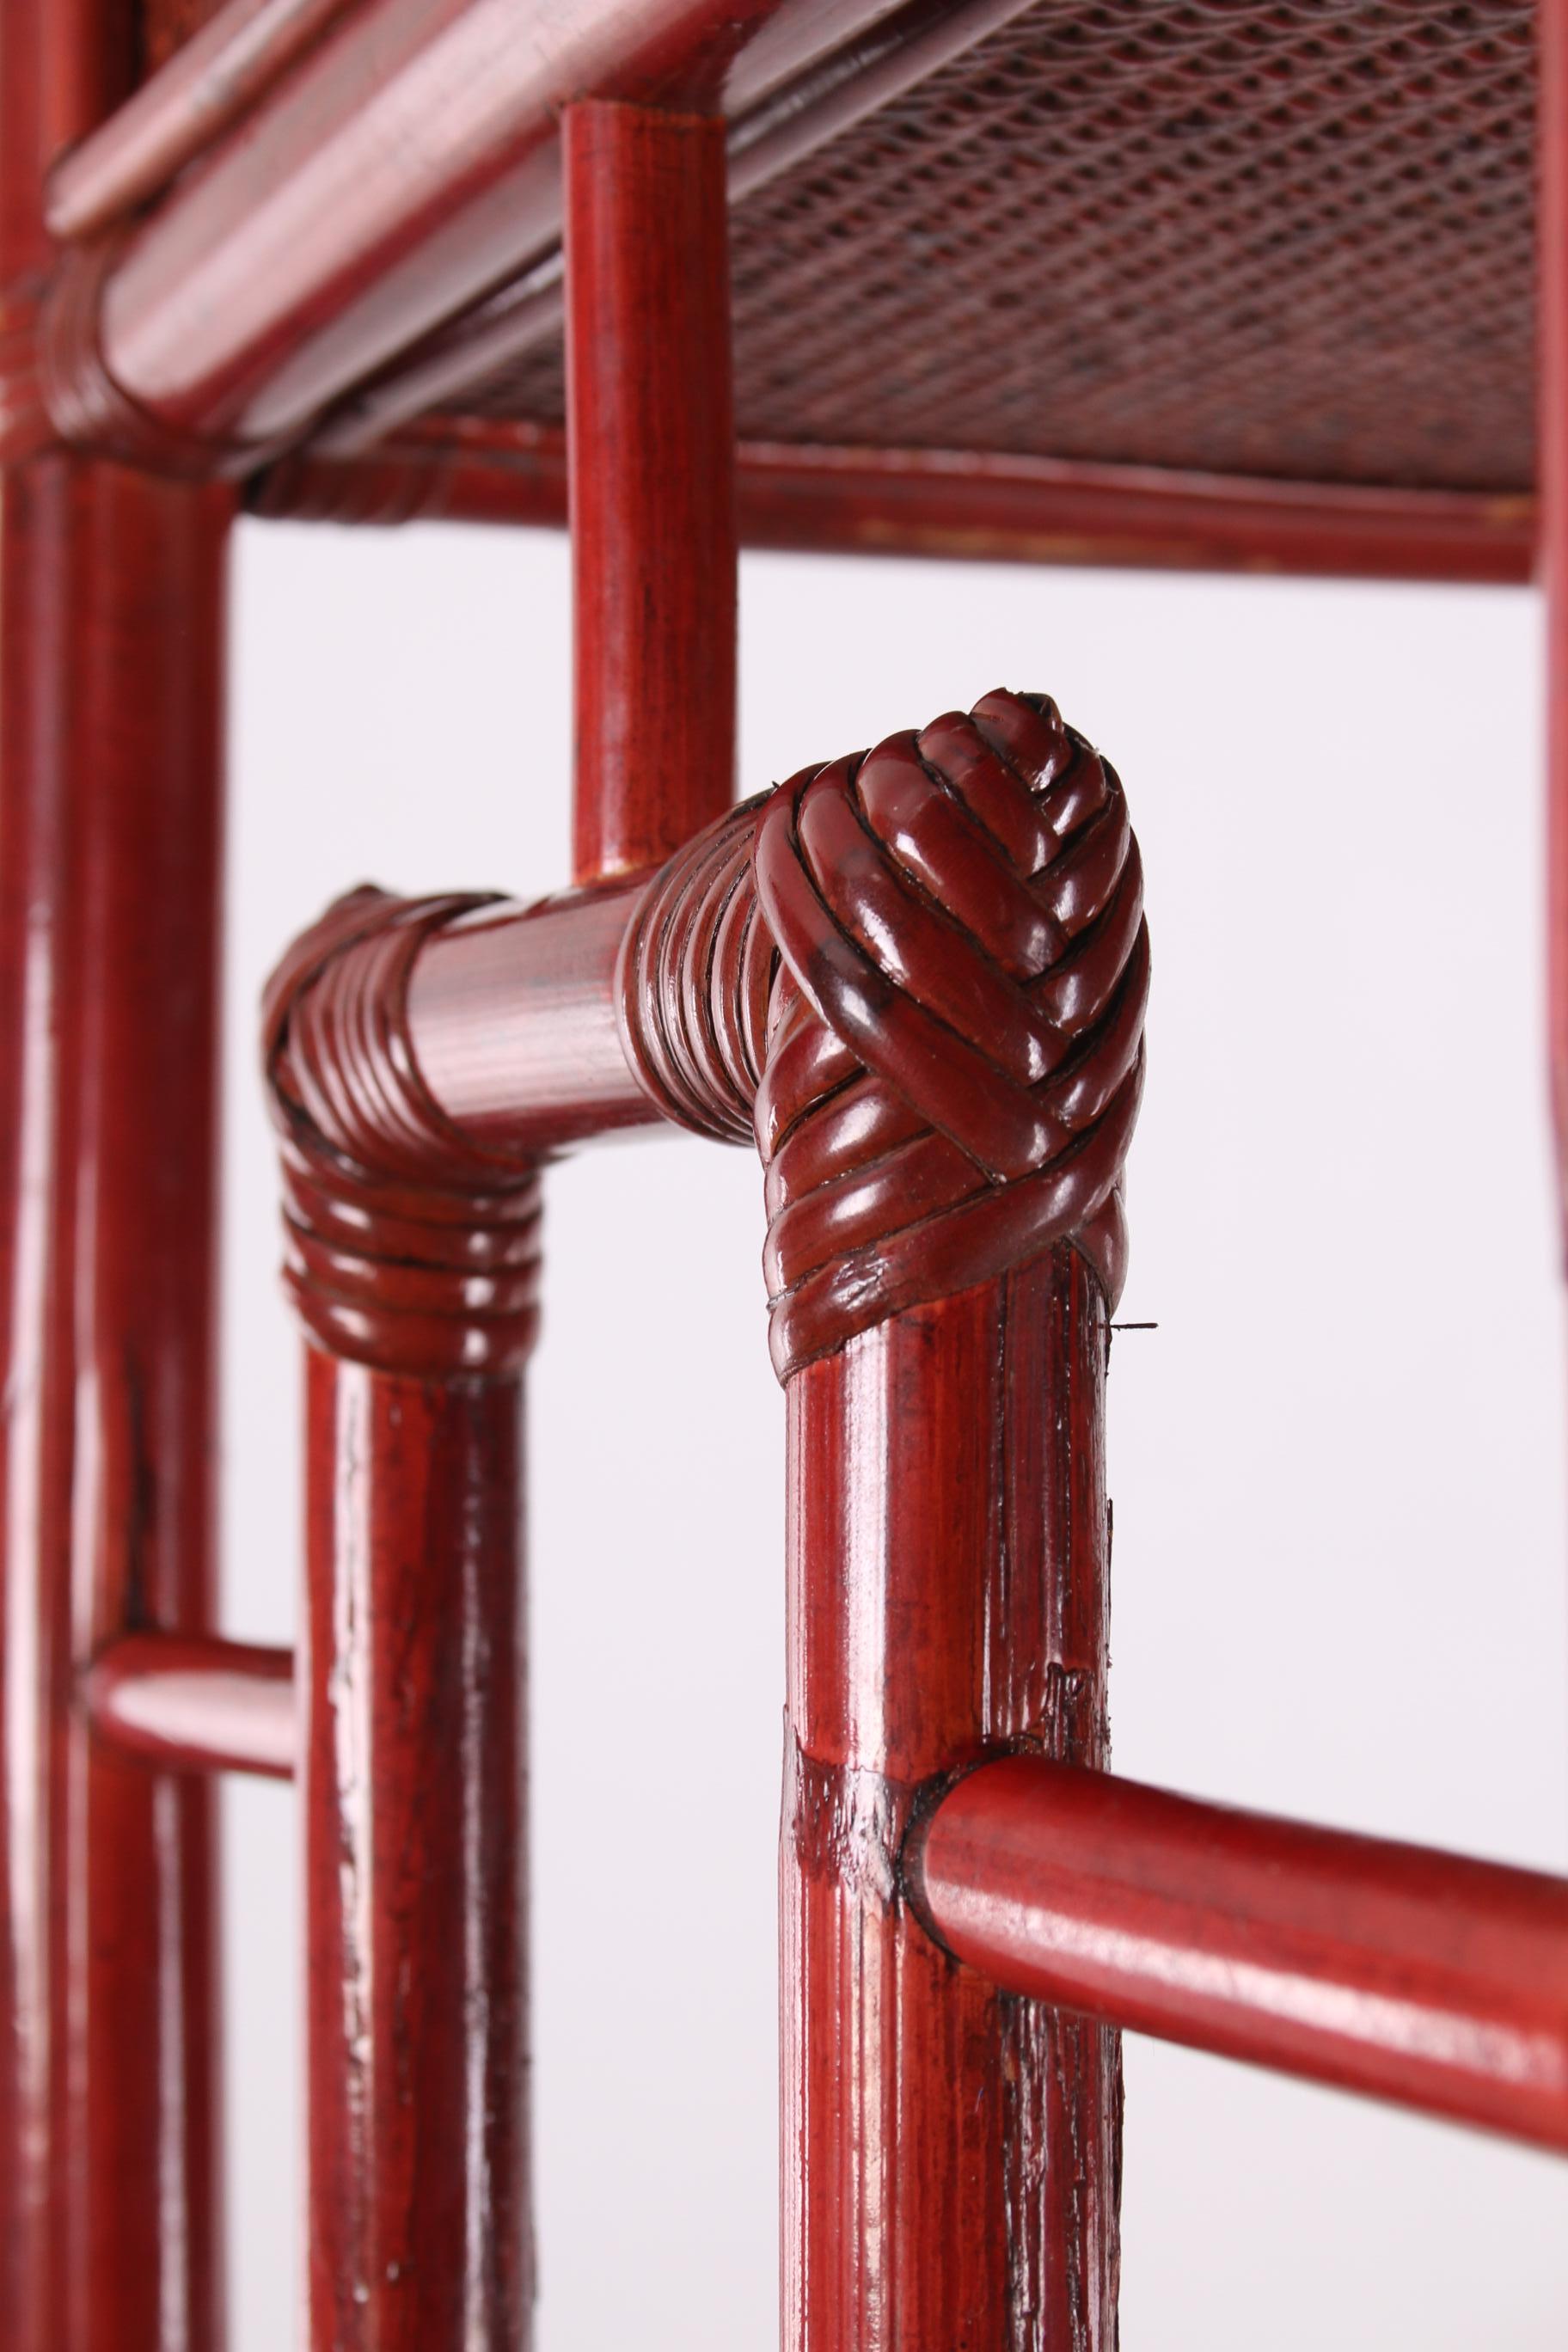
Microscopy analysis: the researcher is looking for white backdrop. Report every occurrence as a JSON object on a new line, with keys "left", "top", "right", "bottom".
{"left": 224, "top": 521, "right": 1568, "bottom": 2347}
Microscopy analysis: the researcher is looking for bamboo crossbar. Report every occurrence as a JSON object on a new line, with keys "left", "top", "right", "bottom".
{"left": 916, "top": 1758, "right": 1568, "bottom": 2154}
{"left": 86, "top": 1635, "right": 296, "bottom": 1779}
{"left": 250, "top": 427, "right": 1540, "bottom": 586}
{"left": 88, "top": 1632, "right": 1568, "bottom": 2153}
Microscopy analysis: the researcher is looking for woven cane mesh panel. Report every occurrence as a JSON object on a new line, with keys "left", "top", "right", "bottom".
{"left": 456, "top": 0, "right": 1536, "bottom": 491}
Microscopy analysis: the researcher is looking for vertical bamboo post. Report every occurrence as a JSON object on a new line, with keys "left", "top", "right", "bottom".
{"left": 0, "top": 16, "right": 230, "bottom": 2341}
{"left": 616, "top": 686, "right": 1146, "bottom": 2348}
{"left": 301, "top": 1355, "right": 531, "bottom": 2346}
{"left": 263, "top": 891, "right": 541, "bottom": 2350}
{"left": 750, "top": 699, "right": 1139, "bottom": 2348}
{"left": 783, "top": 1258, "right": 1122, "bottom": 2348}
{"left": 0, "top": 448, "right": 231, "bottom": 2352}
{"left": 564, "top": 100, "right": 736, "bottom": 882}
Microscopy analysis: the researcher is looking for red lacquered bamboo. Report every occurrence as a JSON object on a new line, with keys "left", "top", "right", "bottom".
{"left": 305, "top": 0, "right": 1039, "bottom": 457}
{"left": 481, "top": 687, "right": 1143, "bottom": 2341}
{"left": 564, "top": 103, "right": 736, "bottom": 880}
{"left": 0, "top": 453, "right": 231, "bottom": 2351}
{"left": 1544, "top": 0, "right": 1568, "bottom": 1257}
{"left": 783, "top": 1255, "right": 1121, "bottom": 2349}
{"left": 0, "top": 0, "right": 121, "bottom": 276}
{"left": 309, "top": 266, "right": 567, "bottom": 461}
{"left": 731, "top": 442, "right": 1538, "bottom": 584}
{"left": 60, "top": 0, "right": 930, "bottom": 456}
{"left": 249, "top": 424, "right": 1539, "bottom": 587}
{"left": 403, "top": 879, "right": 653, "bottom": 1149}
{"left": 303, "top": 1352, "right": 531, "bottom": 2348}
{"left": 265, "top": 886, "right": 542, "bottom": 2347}
{"left": 46, "top": 0, "right": 352, "bottom": 241}
{"left": 915, "top": 1756, "right": 1568, "bottom": 2153}
{"left": 2, "top": 26, "right": 230, "bottom": 2328}
{"left": 87, "top": 1635, "right": 295, "bottom": 1779}
{"left": 269, "top": 689, "right": 1144, "bottom": 2344}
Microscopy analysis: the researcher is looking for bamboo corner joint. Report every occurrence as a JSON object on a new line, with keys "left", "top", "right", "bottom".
{"left": 265, "top": 689, "right": 1147, "bottom": 1381}
{"left": 262, "top": 685, "right": 1147, "bottom": 2344}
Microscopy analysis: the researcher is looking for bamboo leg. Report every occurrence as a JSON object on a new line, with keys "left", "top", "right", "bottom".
{"left": 302, "top": 1353, "right": 531, "bottom": 2349}
{"left": 609, "top": 683, "right": 1142, "bottom": 2347}
{"left": 262, "top": 888, "right": 542, "bottom": 2349}
{"left": 783, "top": 1251, "right": 1121, "bottom": 2350}
{"left": 0, "top": 454, "right": 230, "bottom": 2351}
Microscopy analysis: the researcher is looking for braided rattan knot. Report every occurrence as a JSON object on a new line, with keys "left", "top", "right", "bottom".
{"left": 620, "top": 688, "right": 1148, "bottom": 1381}
{"left": 264, "top": 888, "right": 542, "bottom": 1378}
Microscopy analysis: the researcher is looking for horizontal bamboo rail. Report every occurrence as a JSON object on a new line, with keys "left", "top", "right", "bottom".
{"left": 913, "top": 1756, "right": 1568, "bottom": 2153}
{"left": 248, "top": 425, "right": 1539, "bottom": 585}
{"left": 37, "top": 0, "right": 1043, "bottom": 458}
{"left": 84, "top": 1623, "right": 1568, "bottom": 2151}
{"left": 86, "top": 1634, "right": 295, "bottom": 1779}
{"left": 45, "top": 0, "right": 352, "bottom": 239}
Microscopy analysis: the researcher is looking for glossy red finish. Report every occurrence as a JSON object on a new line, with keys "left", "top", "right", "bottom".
{"left": 245, "top": 416, "right": 574, "bottom": 524}
{"left": 248, "top": 422, "right": 1539, "bottom": 585}
{"left": 916, "top": 1756, "right": 1568, "bottom": 2153}
{"left": 728, "top": 444, "right": 1538, "bottom": 583}
{"left": 46, "top": 0, "right": 352, "bottom": 242}
{"left": 0, "top": 0, "right": 132, "bottom": 468}
{"left": 66, "top": 0, "right": 926, "bottom": 456}
{"left": 86, "top": 1635, "right": 295, "bottom": 1779}
{"left": 259, "top": 652, "right": 1568, "bottom": 2352}
{"left": 565, "top": 104, "right": 736, "bottom": 879}
{"left": 0, "top": 292, "right": 47, "bottom": 468}
{"left": 783, "top": 1253, "right": 1121, "bottom": 2350}
{"left": 266, "top": 889, "right": 540, "bottom": 2345}
{"left": 0, "top": 452, "right": 231, "bottom": 2352}
{"left": 300, "top": 0, "right": 1038, "bottom": 456}
{"left": 303, "top": 1350, "right": 531, "bottom": 2349}
{"left": 11, "top": 2, "right": 1568, "bottom": 2343}
{"left": 398, "top": 684, "right": 1146, "bottom": 1364}
{"left": 0, "top": 2, "right": 126, "bottom": 281}
{"left": 625, "top": 689, "right": 1144, "bottom": 1377}
{"left": 267, "top": 687, "right": 1146, "bottom": 2343}
{"left": 404, "top": 879, "right": 654, "bottom": 1148}
{"left": 3, "top": 64, "right": 230, "bottom": 2352}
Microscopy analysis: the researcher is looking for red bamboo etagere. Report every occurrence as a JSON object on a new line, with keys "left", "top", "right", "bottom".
{"left": 0, "top": 2, "right": 1565, "bottom": 2347}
